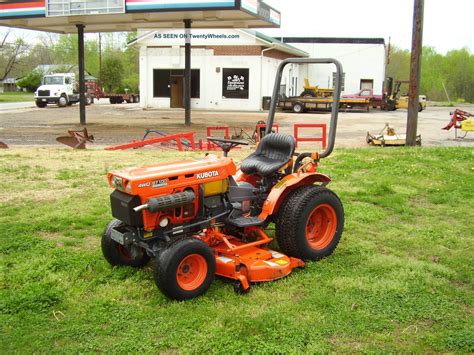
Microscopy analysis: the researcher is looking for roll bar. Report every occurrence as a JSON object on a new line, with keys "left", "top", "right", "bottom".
{"left": 266, "top": 58, "right": 343, "bottom": 159}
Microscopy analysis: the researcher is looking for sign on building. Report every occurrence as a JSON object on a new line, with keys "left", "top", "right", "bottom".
{"left": 46, "top": 0, "right": 125, "bottom": 17}
{"left": 222, "top": 68, "right": 249, "bottom": 99}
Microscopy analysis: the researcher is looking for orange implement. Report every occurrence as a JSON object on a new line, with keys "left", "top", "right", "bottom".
{"left": 199, "top": 227, "right": 304, "bottom": 292}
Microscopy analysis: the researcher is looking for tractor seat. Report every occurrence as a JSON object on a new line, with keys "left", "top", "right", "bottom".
{"left": 240, "top": 133, "right": 296, "bottom": 177}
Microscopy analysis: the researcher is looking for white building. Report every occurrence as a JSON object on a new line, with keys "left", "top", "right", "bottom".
{"left": 133, "top": 30, "right": 386, "bottom": 111}
{"left": 282, "top": 37, "right": 386, "bottom": 96}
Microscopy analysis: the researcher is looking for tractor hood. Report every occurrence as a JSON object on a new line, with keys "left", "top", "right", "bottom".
{"left": 108, "top": 155, "right": 236, "bottom": 197}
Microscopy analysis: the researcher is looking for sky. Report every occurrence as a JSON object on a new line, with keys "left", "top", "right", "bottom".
{"left": 1, "top": 0, "right": 473, "bottom": 53}
{"left": 260, "top": 0, "right": 474, "bottom": 54}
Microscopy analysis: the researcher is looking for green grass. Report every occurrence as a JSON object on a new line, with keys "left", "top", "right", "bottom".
{"left": 1, "top": 147, "right": 473, "bottom": 353}
{"left": 0, "top": 92, "right": 33, "bottom": 103}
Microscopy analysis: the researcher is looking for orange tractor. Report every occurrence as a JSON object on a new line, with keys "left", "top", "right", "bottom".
{"left": 102, "top": 59, "right": 345, "bottom": 300}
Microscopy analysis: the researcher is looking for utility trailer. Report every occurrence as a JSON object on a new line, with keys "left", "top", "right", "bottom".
{"left": 278, "top": 96, "right": 371, "bottom": 113}
{"left": 85, "top": 80, "right": 140, "bottom": 104}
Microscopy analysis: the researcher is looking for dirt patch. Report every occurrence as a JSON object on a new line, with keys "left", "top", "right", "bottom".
{"left": 39, "top": 232, "right": 100, "bottom": 251}
{"left": 0, "top": 102, "right": 473, "bottom": 148}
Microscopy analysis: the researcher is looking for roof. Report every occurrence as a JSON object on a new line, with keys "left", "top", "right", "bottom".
{"left": 33, "top": 64, "right": 78, "bottom": 74}
{"left": 0, "top": 0, "right": 281, "bottom": 34}
{"left": 1, "top": 78, "right": 18, "bottom": 84}
{"left": 282, "top": 37, "right": 386, "bottom": 45}
{"left": 252, "top": 31, "right": 308, "bottom": 57}
{"left": 130, "top": 29, "right": 309, "bottom": 57}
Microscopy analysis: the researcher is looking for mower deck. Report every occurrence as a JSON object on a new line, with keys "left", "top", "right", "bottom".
{"left": 200, "top": 227, "right": 305, "bottom": 291}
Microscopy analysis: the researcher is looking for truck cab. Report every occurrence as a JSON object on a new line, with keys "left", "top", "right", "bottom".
{"left": 34, "top": 73, "right": 92, "bottom": 108}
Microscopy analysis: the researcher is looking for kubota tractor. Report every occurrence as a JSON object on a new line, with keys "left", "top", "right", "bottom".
{"left": 101, "top": 58, "right": 345, "bottom": 300}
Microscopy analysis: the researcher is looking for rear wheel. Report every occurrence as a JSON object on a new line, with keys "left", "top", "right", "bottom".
{"left": 154, "top": 237, "right": 215, "bottom": 300}
{"left": 101, "top": 219, "right": 150, "bottom": 267}
{"left": 276, "top": 186, "right": 344, "bottom": 260}
{"left": 301, "top": 90, "right": 316, "bottom": 97}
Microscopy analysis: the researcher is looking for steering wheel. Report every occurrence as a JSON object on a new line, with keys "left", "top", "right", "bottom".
{"left": 207, "top": 137, "right": 249, "bottom": 157}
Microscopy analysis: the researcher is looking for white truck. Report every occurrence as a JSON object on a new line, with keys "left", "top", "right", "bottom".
{"left": 34, "top": 73, "right": 93, "bottom": 108}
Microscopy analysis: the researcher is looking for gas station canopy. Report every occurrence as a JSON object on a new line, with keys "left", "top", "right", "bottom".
{"left": 0, "top": 0, "right": 281, "bottom": 33}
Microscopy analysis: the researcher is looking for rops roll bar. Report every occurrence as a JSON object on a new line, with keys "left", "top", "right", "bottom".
{"left": 266, "top": 58, "right": 343, "bottom": 159}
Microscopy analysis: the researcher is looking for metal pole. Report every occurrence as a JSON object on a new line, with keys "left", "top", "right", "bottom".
{"left": 184, "top": 19, "right": 192, "bottom": 126}
{"left": 99, "top": 32, "right": 102, "bottom": 87}
{"left": 77, "top": 24, "right": 86, "bottom": 125}
{"left": 406, "top": 0, "right": 424, "bottom": 146}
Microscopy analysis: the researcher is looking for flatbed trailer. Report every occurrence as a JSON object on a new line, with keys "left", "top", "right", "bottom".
{"left": 278, "top": 96, "right": 371, "bottom": 113}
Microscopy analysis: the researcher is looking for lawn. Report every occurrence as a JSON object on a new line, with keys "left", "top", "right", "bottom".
{"left": 0, "top": 92, "right": 33, "bottom": 103}
{"left": 0, "top": 147, "right": 473, "bottom": 352}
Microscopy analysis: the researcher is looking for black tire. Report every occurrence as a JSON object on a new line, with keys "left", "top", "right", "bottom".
{"left": 301, "top": 90, "right": 316, "bottom": 97}
{"left": 418, "top": 103, "right": 423, "bottom": 112}
{"left": 109, "top": 97, "right": 115, "bottom": 104}
{"left": 85, "top": 95, "right": 93, "bottom": 105}
{"left": 385, "top": 101, "right": 396, "bottom": 111}
{"left": 154, "top": 237, "right": 215, "bottom": 301}
{"left": 276, "top": 186, "right": 344, "bottom": 261}
{"left": 57, "top": 95, "right": 68, "bottom": 107}
{"left": 101, "top": 219, "right": 150, "bottom": 268}
{"left": 293, "top": 102, "right": 305, "bottom": 113}
{"left": 35, "top": 101, "right": 47, "bottom": 108}
{"left": 67, "top": 101, "right": 73, "bottom": 106}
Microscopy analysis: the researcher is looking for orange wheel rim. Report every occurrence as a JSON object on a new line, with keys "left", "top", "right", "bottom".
{"left": 176, "top": 254, "right": 208, "bottom": 291}
{"left": 306, "top": 204, "right": 337, "bottom": 250}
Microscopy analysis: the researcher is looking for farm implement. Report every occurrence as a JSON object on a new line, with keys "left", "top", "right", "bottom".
{"left": 101, "top": 58, "right": 345, "bottom": 300}
{"left": 442, "top": 109, "right": 474, "bottom": 139}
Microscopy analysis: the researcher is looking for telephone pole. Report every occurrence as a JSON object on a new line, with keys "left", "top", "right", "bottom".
{"left": 406, "top": 0, "right": 425, "bottom": 146}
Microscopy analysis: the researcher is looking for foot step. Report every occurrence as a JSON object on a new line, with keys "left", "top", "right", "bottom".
{"left": 228, "top": 216, "right": 264, "bottom": 228}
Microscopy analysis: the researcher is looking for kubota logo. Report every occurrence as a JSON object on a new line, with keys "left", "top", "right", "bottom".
{"left": 196, "top": 170, "right": 219, "bottom": 179}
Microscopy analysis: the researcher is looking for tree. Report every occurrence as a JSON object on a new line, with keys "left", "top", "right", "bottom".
{"left": 17, "top": 70, "right": 43, "bottom": 92}
{"left": 102, "top": 56, "right": 123, "bottom": 92}
{"left": 0, "top": 31, "right": 30, "bottom": 80}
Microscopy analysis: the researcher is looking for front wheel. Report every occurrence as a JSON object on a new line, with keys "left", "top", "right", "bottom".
{"left": 35, "top": 101, "right": 47, "bottom": 108}
{"left": 154, "top": 237, "right": 215, "bottom": 301}
{"left": 58, "top": 95, "right": 68, "bottom": 107}
{"left": 276, "top": 186, "right": 344, "bottom": 261}
{"left": 101, "top": 219, "right": 150, "bottom": 267}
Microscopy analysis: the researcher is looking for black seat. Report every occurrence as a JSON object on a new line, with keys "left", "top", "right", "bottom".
{"left": 240, "top": 133, "right": 296, "bottom": 177}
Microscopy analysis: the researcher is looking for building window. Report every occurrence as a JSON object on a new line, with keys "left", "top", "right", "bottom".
{"left": 153, "top": 69, "right": 200, "bottom": 98}
{"left": 332, "top": 72, "right": 345, "bottom": 91}
{"left": 222, "top": 68, "right": 249, "bottom": 99}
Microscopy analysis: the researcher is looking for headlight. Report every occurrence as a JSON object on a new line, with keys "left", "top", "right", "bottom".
{"left": 111, "top": 176, "right": 123, "bottom": 190}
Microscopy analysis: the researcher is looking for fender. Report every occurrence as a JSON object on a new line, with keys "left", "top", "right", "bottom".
{"left": 259, "top": 172, "right": 331, "bottom": 220}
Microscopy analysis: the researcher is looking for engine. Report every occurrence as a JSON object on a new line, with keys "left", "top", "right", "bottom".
{"left": 107, "top": 155, "right": 237, "bottom": 237}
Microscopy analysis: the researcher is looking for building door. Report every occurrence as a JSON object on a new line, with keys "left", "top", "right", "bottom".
{"left": 170, "top": 76, "right": 184, "bottom": 108}
{"left": 360, "top": 79, "right": 374, "bottom": 90}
